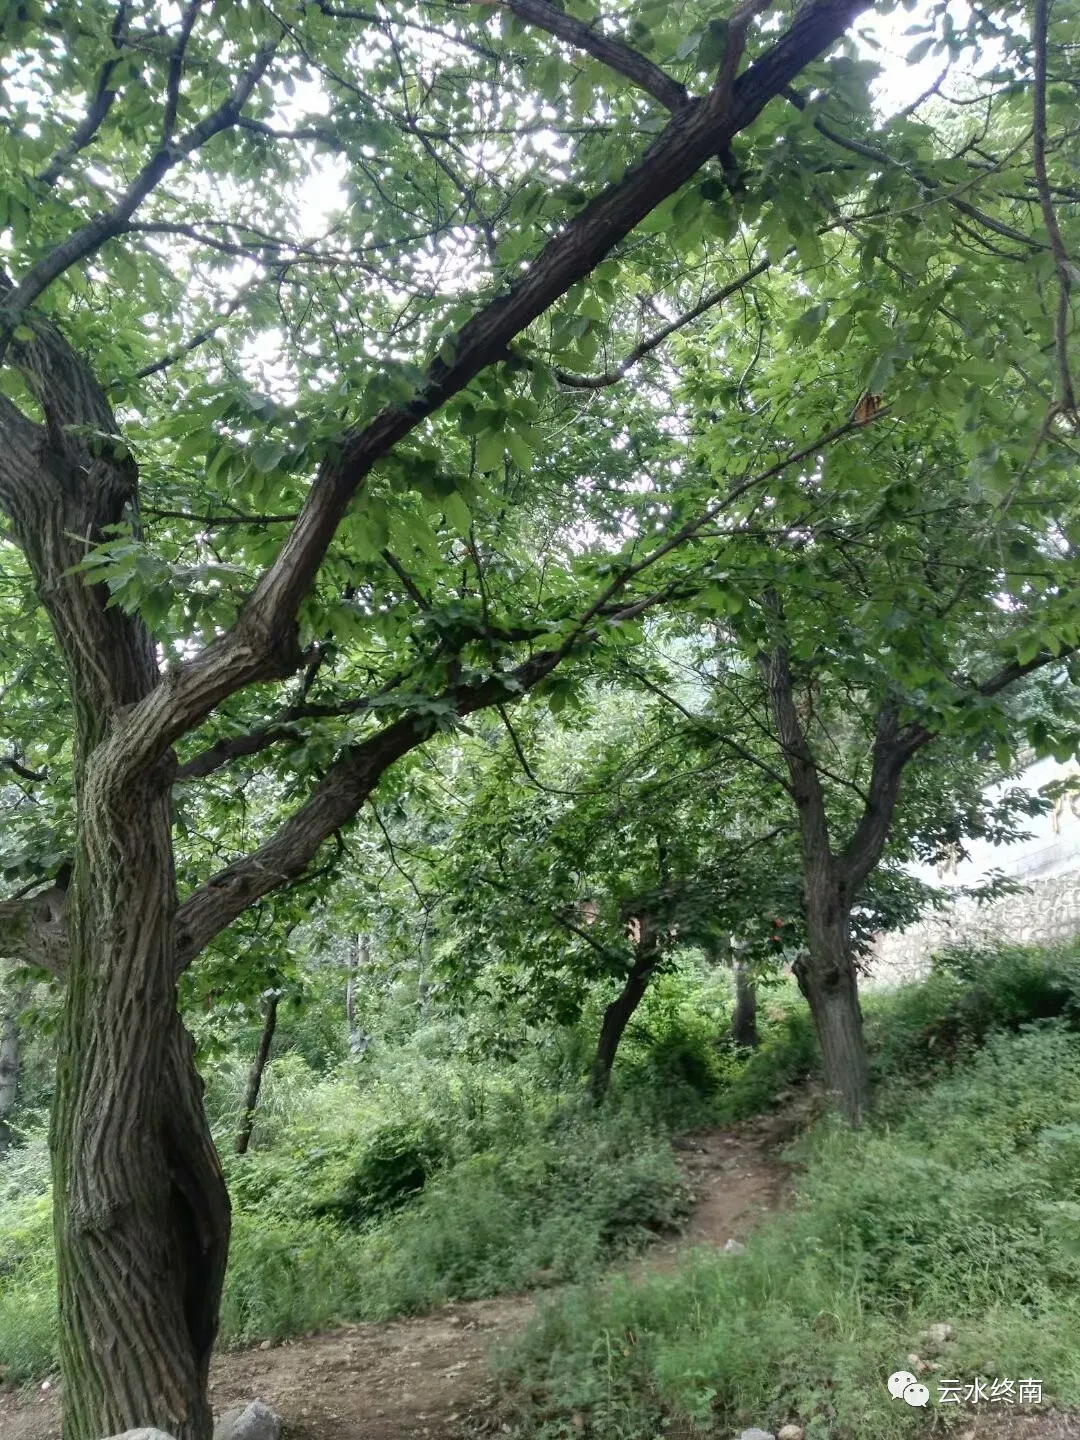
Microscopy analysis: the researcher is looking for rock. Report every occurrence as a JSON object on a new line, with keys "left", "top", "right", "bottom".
{"left": 101, "top": 1431, "right": 178, "bottom": 1440}
{"left": 919, "top": 1323, "right": 956, "bottom": 1347}
{"left": 259, "top": 1340, "right": 273, "bottom": 1351}
{"left": 906, "top": 1351, "right": 928, "bottom": 1373}
{"left": 723, "top": 1239, "right": 746, "bottom": 1254}
{"left": 213, "top": 1400, "right": 282, "bottom": 1440}
{"left": 737, "top": 1429, "right": 775, "bottom": 1440}
{"left": 778, "top": 1428, "right": 804, "bottom": 1440}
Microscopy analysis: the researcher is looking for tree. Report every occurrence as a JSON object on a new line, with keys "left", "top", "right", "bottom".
{"left": 0, "top": 0, "right": 895, "bottom": 1432}
{"left": 430, "top": 698, "right": 804, "bottom": 1095}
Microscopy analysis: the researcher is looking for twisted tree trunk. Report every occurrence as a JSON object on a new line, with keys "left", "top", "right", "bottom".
{"left": 1, "top": 315, "right": 229, "bottom": 1440}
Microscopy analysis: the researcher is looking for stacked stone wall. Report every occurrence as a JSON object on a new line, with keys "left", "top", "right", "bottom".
{"left": 867, "top": 870, "right": 1080, "bottom": 986}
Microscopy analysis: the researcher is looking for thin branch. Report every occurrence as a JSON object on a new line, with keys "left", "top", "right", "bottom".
{"left": 35, "top": 1, "right": 131, "bottom": 187}
{"left": 144, "top": 508, "right": 300, "bottom": 526}
{"left": 2, "top": 39, "right": 279, "bottom": 332}
{"left": 620, "top": 664, "right": 792, "bottom": 793}
{"left": 784, "top": 86, "right": 1045, "bottom": 251}
{"left": 381, "top": 548, "right": 430, "bottom": 608}
{"left": 4, "top": 755, "right": 47, "bottom": 783}
{"left": 371, "top": 802, "right": 427, "bottom": 908}
{"left": 132, "top": 284, "right": 253, "bottom": 380}
{"left": 483, "top": 0, "right": 689, "bottom": 112}
{"left": 553, "top": 258, "right": 771, "bottom": 389}
{"left": 162, "top": 0, "right": 204, "bottom": 146}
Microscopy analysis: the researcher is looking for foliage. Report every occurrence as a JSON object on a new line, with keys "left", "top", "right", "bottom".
{"left": 497, "top": 1021, "right": 1080, "bottom": 1440}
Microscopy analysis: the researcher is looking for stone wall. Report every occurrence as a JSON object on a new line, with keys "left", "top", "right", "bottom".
{"left": 867, "top": 869, "right": 1080, "bottom": 986}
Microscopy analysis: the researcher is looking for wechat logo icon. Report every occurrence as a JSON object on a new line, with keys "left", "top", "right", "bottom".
{"left": 888, "top": 1371, "right": 930, "bottom": 1407}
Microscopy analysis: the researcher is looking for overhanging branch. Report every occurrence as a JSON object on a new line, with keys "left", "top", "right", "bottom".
{"left": 108, "top": 0, "right": 871, "bottom": 782}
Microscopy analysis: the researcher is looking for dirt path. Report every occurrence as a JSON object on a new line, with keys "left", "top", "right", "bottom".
{"left": 4, "top": 1096, "right": 1075, "bottom": 1440}
{"left": 0, "top": 1103, "right": 806, "bottom": 1440}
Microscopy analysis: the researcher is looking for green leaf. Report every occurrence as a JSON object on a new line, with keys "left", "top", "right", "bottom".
{"left": 506, "top": 430, "right": 533, "bottom": 472}
{"left": 696, "top": 18, "right": 730, "bottom": 70}
{"left": 474, "top": 430, "right": 505, "bottom": 473}
{"left": 792, "top": 303, "right": 829, "bottom": 345}
{"left": 906, "top": 36, "right": 936, "bottom": 64}
{"left": 443, "top": 492, "right": 472, "bottom": 534}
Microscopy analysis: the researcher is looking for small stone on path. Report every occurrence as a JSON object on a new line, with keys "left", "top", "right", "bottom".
{"left": 213, "top": 1399, "right": 282, "bottom": 1440}
{"left": 101, "top": 1431, "right": 178, "bottom": 1440}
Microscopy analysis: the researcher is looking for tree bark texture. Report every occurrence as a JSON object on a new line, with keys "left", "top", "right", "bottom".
{"left": 797, "top": 876, "right": 871, "bottom": 1125}
{"left": 0, "top": 313, "right": 229, "bottom": 1440}
{"left": 235, "top": 993, "right": 279, "bottom": 1156}
{"left": 53, "top": 767, "right": 230, "bottom": 1440}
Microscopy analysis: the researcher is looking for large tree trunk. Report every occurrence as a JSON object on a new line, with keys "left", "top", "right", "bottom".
{"left": 235, "top": 992, "right": 279, "bottom": 1156}
{"left": 590, "top": 924, "right": 660, "bottom": 1102}
{"left": 760, "top": 635, "right": 883, "bottom": 1127}
{"left": 797, "top": 878, "right": 871, "bottom": 1126}
{"left": 1, "top": 314, "right": 230, "bottom": 1440}
{"left": 730, "top": 960, "right": 759, "bottom": 1049}
{"left": 53, "top": 769, "right": 230, "bottom": 1440}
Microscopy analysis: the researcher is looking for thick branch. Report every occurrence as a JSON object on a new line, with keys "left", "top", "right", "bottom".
{"left": 974, "top": 642, "right": 1078, "bottom": 698}
{"left": 173, "top": 647, "right": 565, "bottom": 968}
{"left": 836, "top": 701, "right": 926, "bottom": 895}
{"left": 0, "top": 888, "right": 69, "bottom": 975}
{"left": 760, "top": 633, "right": 832, "bottom": 870}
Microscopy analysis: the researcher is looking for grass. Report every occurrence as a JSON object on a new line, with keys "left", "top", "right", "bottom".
{"left": 495, "top": 994, "right": 1080, "bottom": 1438}
{"left": 7, "top": 936, "right": 1080, "bottom": 1437}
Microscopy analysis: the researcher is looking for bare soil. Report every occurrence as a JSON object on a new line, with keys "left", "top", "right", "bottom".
{"left": 2, "top": 1092, "right": 1075, "bottom": 1440}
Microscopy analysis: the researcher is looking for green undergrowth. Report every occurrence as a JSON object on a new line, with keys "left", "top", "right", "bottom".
{"left": 495, "top": 943, "right": 1080, "bottom": 1439}
{"left": 7, "top": 939, "right": 1080, "bottom": 1409}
